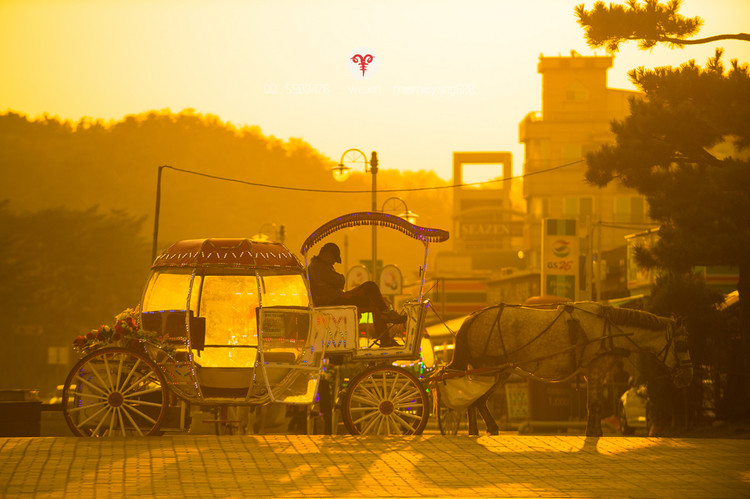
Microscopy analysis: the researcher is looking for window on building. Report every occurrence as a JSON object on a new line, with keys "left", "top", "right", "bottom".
{"left": 563, "top": 196, "right": 593, "bottom": 220}
{"left": 562, "top": 144, "right": 582, "bottom": 162}
{"left": 549, "top": 197, "right": 563, "bottom": 217}
{"left": 566, "top": 82, "right": 589, "bottom": 101}
{"left": 614, "top": 196, "right": 646, "bottom": 223}
{"left": 580, "top": 197, "right": 593, "bottom": 219}
{"left": 540, "top": 139, "right": 551, "bottom": 159}
{"left": 532, "top": 198, "right": 549, "bottom": 218}
{"left": 529, "top": 139, "right": 551, "bottom": 162}
{"left": 631, "top": 197, "right": 645, "bottom": 223}
{"left": 564, "top": 197, "right": 577, "bottom": 217}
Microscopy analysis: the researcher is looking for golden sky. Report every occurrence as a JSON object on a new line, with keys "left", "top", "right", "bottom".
{"left": 2, "top": 0, "right": 749, "bottom": 180}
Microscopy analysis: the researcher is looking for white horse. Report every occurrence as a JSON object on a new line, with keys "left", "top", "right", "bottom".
{"left": 442, "top": 302, "right": 693, "bottom": 436}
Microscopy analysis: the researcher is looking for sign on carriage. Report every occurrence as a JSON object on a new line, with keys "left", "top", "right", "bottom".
{"left": 541, "top": 219, "right": 579, "bottom": 301}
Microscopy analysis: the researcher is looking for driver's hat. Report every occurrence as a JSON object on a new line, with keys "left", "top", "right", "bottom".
{"left": 320, "top": 242, "right": 342, "bottom": 263}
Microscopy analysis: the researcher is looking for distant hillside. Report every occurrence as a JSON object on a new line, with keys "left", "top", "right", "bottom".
{"left": 0, "top": 109, "right": 453, "bottom": 280}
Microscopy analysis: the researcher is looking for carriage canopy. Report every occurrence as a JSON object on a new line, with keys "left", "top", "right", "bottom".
{"left": 153, "top": 238, "right": 303, "bottom": 270}
{"left": 300, "top": 212, "right": 449, "bottom": 257}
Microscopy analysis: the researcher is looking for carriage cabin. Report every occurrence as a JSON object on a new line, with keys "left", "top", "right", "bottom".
{"left": 63, "top": 213, "right": 449, "bottom": 437}
{"left": 140, "top": 238, "right": 322, "bottom": 403}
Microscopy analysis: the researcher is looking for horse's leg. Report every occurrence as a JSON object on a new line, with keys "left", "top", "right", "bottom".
{"left": 584, "top": 375, "right": 603, "bottom": 437}
{"left": 475, "top": 376, "right": 507, "bottom": 435}
{"left": 467, "top": 404, "right": 479, "bottom": 435}
{"left": 584, "top": 359, "right": 617, "bottom": 437}
{"left": 475, "top": 390, "right": 499, "bottom": 435}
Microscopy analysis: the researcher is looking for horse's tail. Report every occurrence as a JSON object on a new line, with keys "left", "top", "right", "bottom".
{"left": 446, "top": 311, "right": 480, "bottom": 371}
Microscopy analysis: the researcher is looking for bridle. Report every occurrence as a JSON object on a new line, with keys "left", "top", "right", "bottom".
{"left": 655, "top": 323, "right": 674, "bottom": 365}
{"left": 600, "top": 311, "right": 691, "bottom": 385}
{"left": 656, "top": 321, "right": 692, "bottom": 385}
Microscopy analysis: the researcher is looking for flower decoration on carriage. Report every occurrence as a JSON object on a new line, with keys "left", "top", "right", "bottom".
{"left": 72, "top": 307, "right": 175, "bottom": 356}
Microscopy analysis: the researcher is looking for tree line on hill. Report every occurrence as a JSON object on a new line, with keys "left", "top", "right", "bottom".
{"left": 0, "top": 109, "right": 452, "bottom": 395}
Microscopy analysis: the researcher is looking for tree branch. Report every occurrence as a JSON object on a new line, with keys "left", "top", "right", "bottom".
{"left": 653, "top": 33, "right": 750, "bottom": 45}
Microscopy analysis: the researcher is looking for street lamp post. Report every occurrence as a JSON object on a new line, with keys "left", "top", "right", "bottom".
{"left": 334, "top": 149, "right": 378, "bottom": 281}
{"left": 151, "top": 165, "right": 167, "bottom": 262}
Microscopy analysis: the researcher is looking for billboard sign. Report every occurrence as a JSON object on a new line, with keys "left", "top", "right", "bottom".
{"left": 542, "top": 219, "right": 578, "bottom": 300}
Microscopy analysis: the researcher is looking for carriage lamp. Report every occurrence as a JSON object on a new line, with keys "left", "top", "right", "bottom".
{"left": 333, "top": 148, "right": 379, "bottom": 280}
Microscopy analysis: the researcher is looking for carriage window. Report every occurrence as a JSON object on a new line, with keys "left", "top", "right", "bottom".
{"left": 199, "top": 275, "right": 259, "bottom": 348}
{"left": 261, "top": 274, "right": 309, "bottom": 307}
{"left": 142, "top": 272, "right": 200, "bottom": 312}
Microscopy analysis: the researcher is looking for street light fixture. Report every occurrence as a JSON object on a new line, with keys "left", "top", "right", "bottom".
{"left": 252, "top": 222, "right": 285, "bottom": 243}
{"left": 381, "top": 196, "right": 419, "bottom": 224}
{"left": 333, "top": 148, "right": 379, "bottom": 280}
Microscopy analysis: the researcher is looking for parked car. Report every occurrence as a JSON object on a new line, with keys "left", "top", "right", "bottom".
{"left": 619, "top": 381, "right": 650, "bottom": 435}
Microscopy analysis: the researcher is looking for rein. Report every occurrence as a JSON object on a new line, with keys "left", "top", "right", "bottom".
{"left": 431, "top": 331, "right": 635, "bottom": 383}
{"left": 494, "top": 305, "right": 570, "bottom": 358}
{"left": 457, "top": 303, "right": 687, "bottom": 383}
{"left": 655, "top": 325, "right": 674, "bottom": 365}
{"left": 577, "top": 305, "right": 687, "bottom": 381}
{"left": 485, "top": 304, "right": 506, "bottom": 359}
{"left": 427, "top": 301, "right": 457, "bottom": 337}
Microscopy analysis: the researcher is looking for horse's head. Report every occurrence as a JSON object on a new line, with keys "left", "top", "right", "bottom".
{"left": 667, "top": 317, "right": 693, "bottom": 388}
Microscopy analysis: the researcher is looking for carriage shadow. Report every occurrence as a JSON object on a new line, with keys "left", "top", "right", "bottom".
{"left": 19, "top": 432, "right": 728, "bottom": 498}
{"left": 231, "top": 433, "right": 706, "bottom": 497}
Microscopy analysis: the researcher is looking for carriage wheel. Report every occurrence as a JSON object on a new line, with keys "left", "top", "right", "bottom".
{"left": 342, "top": 366, "right": 429, "bottom": 435}
{"left": 62, "top": 347, "right": 168, "bottom": 437}
{"left": 437, "top": 399, "right": 465, "bottom": 436}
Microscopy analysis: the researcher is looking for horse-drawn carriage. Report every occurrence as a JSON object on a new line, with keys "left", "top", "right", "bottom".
{"left": 61, "top": 212, "right": 449, "bottom": 437}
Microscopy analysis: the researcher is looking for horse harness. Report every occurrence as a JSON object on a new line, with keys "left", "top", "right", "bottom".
{"left": 476, "top": 304, "right": 643, "bottom": 375}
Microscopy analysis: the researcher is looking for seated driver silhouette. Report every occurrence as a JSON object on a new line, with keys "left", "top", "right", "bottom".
{"left": 308, "top": 243, "right": 406, "bottom": 347}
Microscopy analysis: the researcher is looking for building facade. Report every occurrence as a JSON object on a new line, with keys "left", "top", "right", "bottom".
{"left": 450, "top": 151, "right": 525, "bottom": 272}
{"left": 519, "top": 54, "right": 652, "bottom": 299}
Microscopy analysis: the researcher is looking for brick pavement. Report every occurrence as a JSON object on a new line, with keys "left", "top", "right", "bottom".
{"left": 1, "top": 435, "right": 749, "bottom": 498}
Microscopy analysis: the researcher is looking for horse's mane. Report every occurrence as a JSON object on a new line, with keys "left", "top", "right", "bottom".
{"left": 598, "top": 305, "right": 672, "bottom": 331}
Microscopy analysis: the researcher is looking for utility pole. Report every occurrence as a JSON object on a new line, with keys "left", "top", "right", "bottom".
{"left": 370, "top": 151, "right": 378, "bottom": 282}
{"left": 596, "top": 220, "right": 602, "bottom": 302}
{"left": 151, "top": 165, "right": 167, "bottom": 262}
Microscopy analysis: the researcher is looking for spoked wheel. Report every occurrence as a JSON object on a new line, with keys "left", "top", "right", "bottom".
{"left": 342, "top": 366, "right": 429, "bottom": 435}
{"left": 437, "top": 397, "right": 465, "bottom": 436}
{"left": 62, "top": 347, "right": 168, "bottom": 437}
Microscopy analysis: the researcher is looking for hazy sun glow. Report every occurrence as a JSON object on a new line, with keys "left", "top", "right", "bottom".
{"left": 2, "top": 0, "right": 749, "bottom": 179}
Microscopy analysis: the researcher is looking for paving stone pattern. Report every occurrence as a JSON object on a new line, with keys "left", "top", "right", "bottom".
{"left": 1, "top": 435, "right": 749, "bottom": 498}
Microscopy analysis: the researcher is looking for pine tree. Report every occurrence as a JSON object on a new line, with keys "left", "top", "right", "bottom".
{"left": 576, "top": 0, "right": 750, "bottom": 52}
{"left": 583, "top": 44, "right": 750, "bottom": 416}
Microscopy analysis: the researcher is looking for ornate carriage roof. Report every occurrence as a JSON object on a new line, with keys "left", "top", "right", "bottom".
{"left": 152, "top": 238, "right": 303, "bottom": 270}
